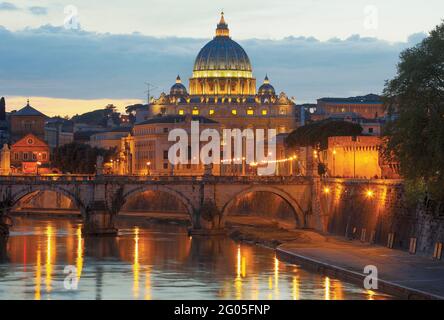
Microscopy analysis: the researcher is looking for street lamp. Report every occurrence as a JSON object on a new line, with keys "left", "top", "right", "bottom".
{"left": 36, "top": 161, "right": 42, "bottom": 175}
{"left": 146, "top": 161, "right": 151, "bottom": 176}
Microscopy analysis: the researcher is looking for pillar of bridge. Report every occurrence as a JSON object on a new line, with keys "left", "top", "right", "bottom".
{"left": 0, "top": 208, "right": 12, "bottom": 241}
{"left": 82, "top": 201, "right": 118, "bottom": 237}
{"left": 189, "top": 186, "right": 226, "bottom": 236}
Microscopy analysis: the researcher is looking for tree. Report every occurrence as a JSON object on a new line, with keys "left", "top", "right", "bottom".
{"left": 383, "top": 22, "right": 444, "bottom": 201}
{"left": 285, "top": 120, "right": 363, "bottom": 150}
{"left": 52, "top": 142, "right": 116, "bottom": 174}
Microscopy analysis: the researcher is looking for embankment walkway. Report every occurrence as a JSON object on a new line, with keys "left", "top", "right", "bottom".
{"left": 277, "top": 238, "right": 444, "bottom": 300}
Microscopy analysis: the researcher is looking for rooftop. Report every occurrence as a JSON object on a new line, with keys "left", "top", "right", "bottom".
{"left": 137, "top": 115, "right": 218, "bottom": 126}
{"left": 13, "top": 102, "right": 48, "bottom": 117}
{"left": 318, "top": 94, "right": 382, "bottom": 104}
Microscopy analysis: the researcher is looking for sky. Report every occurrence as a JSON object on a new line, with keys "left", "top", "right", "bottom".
{"left": 0, "top": 0, "right": 443, "bottom": 116}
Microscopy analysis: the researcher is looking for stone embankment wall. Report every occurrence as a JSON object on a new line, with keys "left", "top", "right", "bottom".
{"left": 315, "top": 178, "right": 444, "bottom": 256}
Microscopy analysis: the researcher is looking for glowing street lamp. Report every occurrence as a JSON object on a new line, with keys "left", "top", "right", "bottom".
{"left": 146, "top": 161, "right": 151, "bottom": 176}
{"left": 323, "top": 187, "right": 331, "bottom": 195}
{"left": 36, "top": 161, "right": 42, "bottom": 175}
{"left": 365, "top": 189, "right": 375, "bottom": 199}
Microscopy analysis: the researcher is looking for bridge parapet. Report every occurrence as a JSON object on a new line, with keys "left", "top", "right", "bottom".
{"left": 0, "top": 175, "right": 313, "bottom": 185}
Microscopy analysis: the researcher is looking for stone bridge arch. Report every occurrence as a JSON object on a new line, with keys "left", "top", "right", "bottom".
{"left": 10, "top": 185, "right": 87, "bottom": 216}
{"left": 120, "top": 184, "right": 197, "bottom": 224}
{"left": 220, "top": 185, "right": 306, "bottom": 228}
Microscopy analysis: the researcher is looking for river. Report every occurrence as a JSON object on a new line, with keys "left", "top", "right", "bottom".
{"left": 0, "top": 217, "right": 392, "bottom": 300}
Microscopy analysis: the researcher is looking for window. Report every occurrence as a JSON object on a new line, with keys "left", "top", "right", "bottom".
{"left": 231, "top": 109, "right": 237, "bottom": 115}
{"left": 163, "top": 128, "right": 169, "bottom": 133}
{"left": 163, "top": 150, "right": 169, "bottom": 160}
{"left": 14, "top": 153, "right": 19, "bottom": 160}
{"left": 247, "top": 109, "right": 254, "bottom": 115}
{"left": 178, "top": 109, "right": 184, "bottom": 115}
{"left": 23, "top": 153, "right": 28, "bottom": 160}
{"left": 262, "top": 110, "right": 268, "bottom": 116}
{"left": 32, "top": 153, "right": 37, "bottom": 160}
{"left": 163, "top": 163, "right": 168, "bottom": 169}
{"left": 192, "top": 108, "right": 199, "bottom": 115}
{"left": 368, "top": 128, "right": 374, "bottom": 134}
{"left": 209, "top": 109, "right": 215, "bottom": 116}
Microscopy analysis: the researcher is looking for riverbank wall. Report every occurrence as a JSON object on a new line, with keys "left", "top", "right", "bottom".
{"left": 315, "top": 178, "right": 444, "bottom": 257}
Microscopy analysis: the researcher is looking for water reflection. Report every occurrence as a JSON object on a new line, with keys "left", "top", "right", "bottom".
{"left": 0, "top": 217, "right": 394, "bottom": 300}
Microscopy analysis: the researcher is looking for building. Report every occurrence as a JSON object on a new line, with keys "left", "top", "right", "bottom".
{"left": 44, "top": 118, "right": 74, "bottom": 149}
{"left": 134, "top": 13, "right": 298, "bottom": 134}
{"left": 10, "top": 133, "right": 50, "bottom": 174}
{"left": 313, "top": 94, "right": 385, "bottom": 121}
{"left": 89, "top": 127, "right": 132, "bottom": 150}
{"left": 327, "top": 112, "right": 385, "bottom": 136}
{"left": 122, "top": 115, "right": 220, "bottom": 175}
{"left": 10, "top": 100, "right": 48, "bottom": 142}
{"left": 325, "top": 136, "right": 399, "bottom": 179}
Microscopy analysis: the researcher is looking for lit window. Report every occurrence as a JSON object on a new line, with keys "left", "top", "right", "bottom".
{"left": 192, "top": 109, "right": 199, "bottom": 115}
{"left": 232, "top": 109, "right": 237, "bottom": 115}
{"left": 262, "top": 110, "right": 268, "bottom": 115}
{"left": 178, "top": 109, "right": 184, "bottom": 115}
{"left": 209, "top": 109, "right": 215, "bottom": 115}
{"left": 247, "top": 109, "right": 254, "bottom": 115}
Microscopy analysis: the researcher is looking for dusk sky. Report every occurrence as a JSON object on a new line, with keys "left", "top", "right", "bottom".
{"left": 1, "top": 0, "right": 443, "bottom": 116}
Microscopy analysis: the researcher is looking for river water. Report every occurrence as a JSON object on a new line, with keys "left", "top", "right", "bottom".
{"left": 0, "top": 217, "right": 392, "bottom": 300}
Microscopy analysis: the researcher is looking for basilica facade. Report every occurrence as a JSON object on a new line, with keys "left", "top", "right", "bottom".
{"left": 125, "top": 13, "right": 299, "bottom": 175}
{"left": 135, "top": 13, "right": 298, "bottom": 133}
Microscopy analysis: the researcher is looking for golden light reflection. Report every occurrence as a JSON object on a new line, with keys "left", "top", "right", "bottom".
{"left": 274, "top": 257, "right": 279, "bottom": 298}
{"left": 324, "top": 276, "right": 330, "bottom": 300}
{"left": 292, "top": 276, "right": 300, "bottom": 300}
{"left": 133, "top": 227, "right": 140, "bottom": 299}
{"left": 45, "top": 225, "right": 54, "bottom": 294}
{"left": 35, "top": 249, "right": 41, "bottom": 300}
{"left": 234, "top": 245, "right": 242, "bottom": 300}
{"left": 76, "top": 226, "right": 84, "bottom": 281}
{"left": 367, "top": 290, "right": 376, "bottom": 300}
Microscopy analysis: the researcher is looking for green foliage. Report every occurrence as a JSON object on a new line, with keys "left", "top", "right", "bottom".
{"left": 71, "top": 105, "right": 120, "bottom": 127}
{"left": 52, "top": 142, "right": 116, "bottom": 174}
{"left": 285, "top": 120, "right": 363, "bottom": 150}
{"left": 383, "top": 22, "right": 444, "bottom": 201}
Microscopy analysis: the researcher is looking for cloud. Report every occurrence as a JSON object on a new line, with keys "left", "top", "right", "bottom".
{"left": 0, "top": 2, "right": 18, "bottom": 11}
{"left": 29, "top": 6, "right": 48, "bottom": 16}
{"left": 0, "top": 25, "right": 426, "bottom": 103}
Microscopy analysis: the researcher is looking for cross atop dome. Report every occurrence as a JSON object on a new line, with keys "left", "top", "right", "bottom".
{"left": 216, "top": 11, "right": 229, "bottom": 37}
{"left": 176, "top": 75, "right": 182, "bottom": 83}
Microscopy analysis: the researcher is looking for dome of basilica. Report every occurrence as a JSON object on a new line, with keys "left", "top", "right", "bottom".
{"left": 258, "top": 75, "right": 276, "bottom": 96}
{"left": 170, "top": 75, "right": 187, "bottom": 96}
{"left": 192, "top": 13, "right": 252, "bottom": 78}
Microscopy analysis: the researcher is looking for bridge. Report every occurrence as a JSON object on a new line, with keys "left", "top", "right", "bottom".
{"left": 0, "top": 175, "right": 320, "bottom": 237}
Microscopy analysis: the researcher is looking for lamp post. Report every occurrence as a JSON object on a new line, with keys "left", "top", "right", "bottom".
{"left": 332, "top": 149, "right": 336, "bottom": 177}
{"left": 146, "top": 161, "right": 151, "bottom": 176}
{"left": 36, "top": 161, "right": 42, "bottom": 176}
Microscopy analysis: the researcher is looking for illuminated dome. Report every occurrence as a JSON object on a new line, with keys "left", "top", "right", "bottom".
{"left": 170, "top": 75, "right": 187, "bottom": 96}
{"left": 258, "top": 75, "right": 276, "bottom": 96}
{"left": 189, "top": 12, "right": 256, "bottom": 96}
